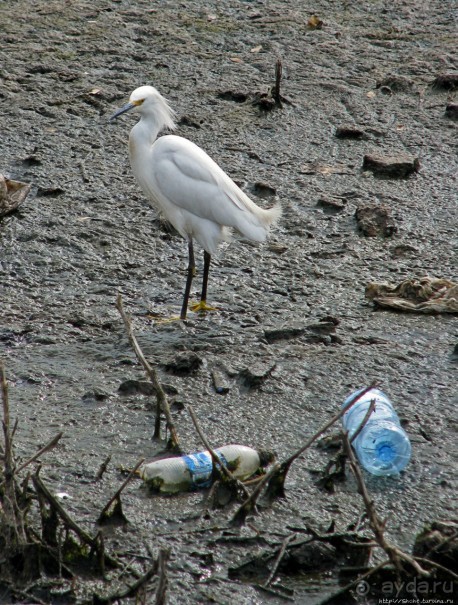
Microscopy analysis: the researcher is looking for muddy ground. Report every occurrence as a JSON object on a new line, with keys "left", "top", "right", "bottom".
{"left": 1, "top": 0, "right": 457, "bottom": 603}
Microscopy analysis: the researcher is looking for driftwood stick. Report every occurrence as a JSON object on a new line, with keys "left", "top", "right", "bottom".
{"left": 90, "top": 557, "right": 159, "bottom": 605}
{"left": 4, "top": 582, "right": 50, "bottom": 605}
{"left": 155, "top": 548, "right": 170, "bottom": 605}
{"left": 273, "top": 59, "right": 283, "bottom": 106}
{"left": 342, "top": 432, "right": 430, "bottom": 576}
{"left": 264, "top": 383, "right": 378, "bottom": 501}
{"left": 1, "top": 361, "right": 26, "bottom": 543}
{"left": 316, "top": 560, "right": 390, "bottom": 605}
{"left": 97, "top": 457, "right": 144, "bottom": 521}
{"left": 286, "top": 384, "right": 377, "bottom": 468}
{"left": 32, "top": 471, "right": 98, "bottom": 549}
{"left": 16, "top": 431, "right": 63, "bottom": 473}
{"left": 96, "top": 454, "right": 112, "bottom": 480}
{"left": 116, "top": 294, "right": 180, "bottom": 449}
{"left": 414, "top": 557, "right": 458, "bottom": 581}
{"left": 350, "top": 398, "right": 376, "bottom": 444}
{"left": 264, "top": 533, "right": 296, "bottom": 587}
{"left": 231, "top": 461, "right": 281, "bottom": 526}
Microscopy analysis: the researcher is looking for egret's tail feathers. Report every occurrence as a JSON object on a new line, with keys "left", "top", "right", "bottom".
{"left": 261, "top": 202, "right": 282, "bottom": 227}
{"left": 235, "top": 202, "right": 282, "bottom": 242}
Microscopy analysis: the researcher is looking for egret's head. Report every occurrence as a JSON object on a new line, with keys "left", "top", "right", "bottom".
{"left": 109, "top": 85, "right": 176, "bottom": 130}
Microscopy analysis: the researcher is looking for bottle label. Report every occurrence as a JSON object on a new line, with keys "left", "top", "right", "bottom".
{"left": 183, "top": 451, "right": 229, "bottom": 489}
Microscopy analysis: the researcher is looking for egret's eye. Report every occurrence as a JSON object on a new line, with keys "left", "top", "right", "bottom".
{"left": 132, "top": 99, "right": 145, "bottom": 106}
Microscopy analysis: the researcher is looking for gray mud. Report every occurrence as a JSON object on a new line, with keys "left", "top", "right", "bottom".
{"left": 1, "top": 0, "right": 457, "bottom": 603}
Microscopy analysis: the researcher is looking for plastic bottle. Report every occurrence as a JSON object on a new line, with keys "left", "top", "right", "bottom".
{"left": 342, "top": 388, "right": 411, "bottom": 476}
{"left": 139, "top": 445, "right": 273, "bottom": 493}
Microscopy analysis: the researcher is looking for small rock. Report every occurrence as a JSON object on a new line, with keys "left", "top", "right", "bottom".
{"left": 445, "top": 103, "right": 458, "bottom": 119}
{"left": 164, "top": 351, "right": 203, "bottom": 375}
{"left": 376, "top": 75, "right": 414, "bottom": 93}
{"left": 178, "top": 115, "right": 202, "bottom": 129}
{"left": 391, "top": 244, "right": 418, "bottom": 258}
{"left": 217, "top": 90, "right": 248, "bottom": 103}
{"left": 362, "top": 153, "right": 419, "bottom": 177}
{"left": 450, "top": 343, "right": 458, "bottom": 362}
{"left": 264, "top": 326, "right": 306, "bottom": 343}
{"left": 355, "top": 204, "right": 397, "bottom": 237}
{"left": 251, "top": 182, "right": 276, "bottom": 198}
{"left": 36, "top": 185, "right": 65, "bottom": 197}
{"left": 432, "top": 73, "right": 458, "bottom": 91}
{"left": 82, "top": 388, "right": 110, "bottom": 402}
{"left": 118, "top": 380, "right": 178, "bottom": 396}
{"left": 118, "top": 380, "right": 155, "bottom": 396}
{"left": 316, "top": 197, "right": 347, "bottom": 213}
{"left": 239, "top": 362, "right": 276, "bottom": 388}
{"left": 334, "top": 125, "right": 366, "bottom": 139}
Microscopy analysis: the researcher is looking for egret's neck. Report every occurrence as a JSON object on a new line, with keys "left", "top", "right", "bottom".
{"left": 129, "top": 117, "right": 160, "bottom": 155}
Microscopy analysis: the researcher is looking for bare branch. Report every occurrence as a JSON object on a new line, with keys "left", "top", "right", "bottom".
{"left": 264, "top": 533, "right": 296, "bottom": 587}
{"left": 116, "top": 294, "right": 180, "bottom": 450}
{"left": 155, "top": 548, "right": 170, "bottom": 605}
{"left": 16, "top": 432, "right": 63, "bottom": 473}
{"left": 265, "top": 383, "right": 378, "bottom": 500}
{"left": 342, "top": 432, "right": 430, "bottom": 576}
{"left": 350, "top": 398, "right": 376, "bottom": 444}
{"left": 97, "top": 457, "right": 144, "bottom": 522}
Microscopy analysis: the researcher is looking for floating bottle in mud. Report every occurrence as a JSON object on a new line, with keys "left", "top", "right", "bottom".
{"left": 139, "top": 444, "right": 273, "bottom": 493}
{"left": 342, "top": 388, "right": 411, "bottom": 476}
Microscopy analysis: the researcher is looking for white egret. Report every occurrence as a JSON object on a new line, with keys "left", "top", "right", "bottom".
{"left": 110, "top": 85, "right": 281, "bottom": 320}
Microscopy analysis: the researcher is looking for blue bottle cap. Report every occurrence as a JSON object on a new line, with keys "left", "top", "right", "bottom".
{"left": 376, "top": 443, "right": 395, "bottom": 463}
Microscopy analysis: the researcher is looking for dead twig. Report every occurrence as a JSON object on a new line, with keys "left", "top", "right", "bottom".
{"left": 264, "top": 383, "right": 377, "bottom": 501}
{"left": 116, "top": 293, "right": 180, "bottom": 450}
{"left": 16, "top": 432, "right": 63, "bottom": 474}
{"left": 1, "top": 361, "right": 27, "bottom": 544}
{"left": 231, "top": 461, "right": 281, "bottom": 526}
{"left": 413, "top": 557, "right": 458, "bottom": 581}
{"left": 96, "top": 454, "right": 112, "bottom": 480}
{"left": 32, "top": 471, "right": 98, "bottom": 548}
{"left": 89, "top": 556, "right": 160, "bottom": 605}
{"left": 155, "top": 547, "right": 170, "bottom": 605}
{"left": 316, "top": 560, "right": 390, "bottom": 605}
{"left": 342, "top": 432, "right": 430, "bottom": 576}
{"left": 97, "top": 457, "right": 144, "bottom": 524}
{"left": 350, "top": 398, "right": 376, "bottom": 444}
{"left": 264, "top": 533, "right": 296, "bottom": 587}
{"left": 32, "top": 470, "right": 119, "bottom": 569}
{"left": 273, "top": 58, "right": 283, "bottom": 106}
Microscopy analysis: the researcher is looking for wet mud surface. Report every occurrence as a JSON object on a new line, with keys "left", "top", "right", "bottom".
{"left": 1, "top": 0, "right": 457, "bottom": 603}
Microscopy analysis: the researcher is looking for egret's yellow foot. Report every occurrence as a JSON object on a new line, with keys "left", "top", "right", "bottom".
{"left": 190, "top": 300, "right": 217, "bottom": 313}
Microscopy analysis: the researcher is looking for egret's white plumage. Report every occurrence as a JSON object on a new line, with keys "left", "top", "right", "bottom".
{"left": 110, "top": 85, "right": 281, "bottom": 319}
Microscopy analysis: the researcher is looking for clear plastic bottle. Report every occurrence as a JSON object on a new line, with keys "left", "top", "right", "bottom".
{"left": 342, "top": 388, "right": 411, "bottom": 476}
{"left": 139, "top": 444, "right": 273, "bottom": 493}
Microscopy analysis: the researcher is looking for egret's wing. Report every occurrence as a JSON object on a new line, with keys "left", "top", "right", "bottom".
{"left": 151, "top": 137, "right": 252, "bottom": 225}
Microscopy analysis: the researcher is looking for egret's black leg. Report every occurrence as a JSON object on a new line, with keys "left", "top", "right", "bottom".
{"left": 200, "top": 251, "right": 211, "bottom": 305}
{"left": 180, "top": 238, "right": 195, "bottom": 320}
